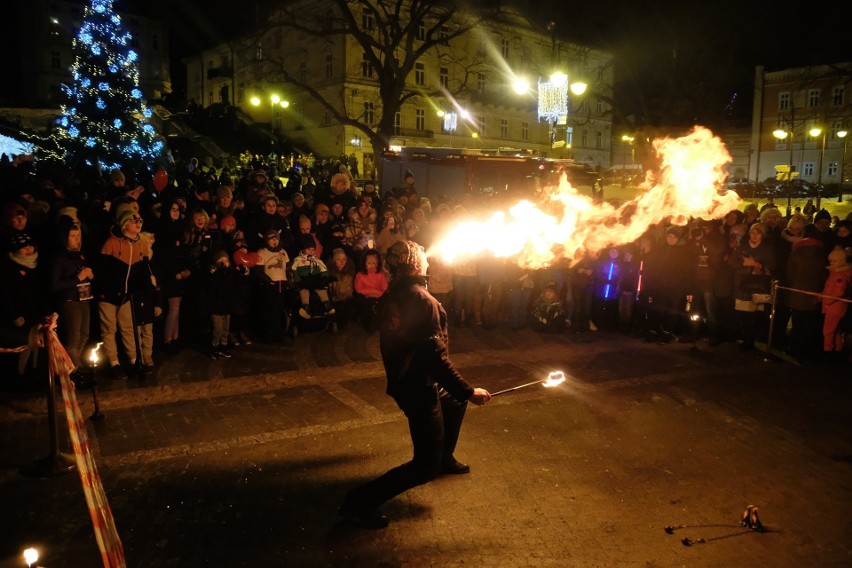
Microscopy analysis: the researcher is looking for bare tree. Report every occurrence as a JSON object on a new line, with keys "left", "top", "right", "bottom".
{"left": 240, "top": 0, "right": 506, "bottom": 169}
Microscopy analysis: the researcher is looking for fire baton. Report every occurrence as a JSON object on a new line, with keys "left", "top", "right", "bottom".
{"left": 492, "top": 371, "right": 567, "bottom": 397}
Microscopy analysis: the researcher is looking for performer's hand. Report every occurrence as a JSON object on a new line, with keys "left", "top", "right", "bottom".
{"left": 469, "top": 387, "right": 491, "bottom": 406}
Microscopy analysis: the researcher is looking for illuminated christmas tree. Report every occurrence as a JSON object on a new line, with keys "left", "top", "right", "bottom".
{"left": 55, "top": 0, "right": 163, "bottom": 171}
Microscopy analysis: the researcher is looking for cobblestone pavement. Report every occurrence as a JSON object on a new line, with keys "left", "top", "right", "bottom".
{"left": 1, "top": 325, "right": 850, "bottom": 567}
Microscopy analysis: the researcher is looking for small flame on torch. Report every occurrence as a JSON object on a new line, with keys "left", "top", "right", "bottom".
{"left": 23, "top": 547, "right": 38, "bottom": 568}
{"left": 88, "top": 342, "right": 103, "bottom": 367}
{"left": 542, "top": 370, "right": 566, "bottom": 388}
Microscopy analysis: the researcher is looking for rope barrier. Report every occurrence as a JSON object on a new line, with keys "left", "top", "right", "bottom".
{"left": 43, "top": 315, "right": 126, "bottom": 568}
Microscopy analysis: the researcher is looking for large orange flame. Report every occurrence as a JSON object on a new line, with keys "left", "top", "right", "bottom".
{"left": 429, "top": 126, "right": 741, "bottom": 268}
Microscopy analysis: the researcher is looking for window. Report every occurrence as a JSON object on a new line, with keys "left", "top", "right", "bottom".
{"left": 364, "top": 102, "right": 375, "bottom": 125}
{"left": 802, "top": 162, "right": 815, "bottom": 176}
{"left": 595, "top": 131, "right": 603, "bottom": 149}
{"left": 439, "top": 25, "right": 450, "bottom": 44}
{"left": 237, "top": 82, "right": 244, "bottom": 103}
{"left": 580, "top": 129, "right": 588, "bottom": 148}
{"left": 477, "top": 72, "right": 486, "bottom": 93}
{"left": 779, "top": 91, "right": 790, "bottom": 111}
{"left": 500, "top": 118, "right": 508, "bottom": 139}
{"left": 808, "top": 88, "right": 820, "bottom": 108}
{"left": 417, "top": 22, "right": 426, "bottom": 41}
{"left": 324, "top": 110, "right": 332, "bottom": 127}
{"left": 595, "top": 100, "right": 603, "bottom": 115}
{"left": 597, "top": 68, "right": 604, "bottom": 81}
{"left": 362, "top": 52, "right": 373, "bottom": 78}
{"left": 832, "top": 86, "right": 845, "bottom": 107}
{"left": 362, "top": 11, "right": 374, "bottom": 31}
{"left": 394, "top": 111, "right": 401, "bottom": 135}
{"left": 50, "top": 50, "right": 60, "bottom": 68}
{"left": 416, "top": 108, "right": 425, "bottom": 131}
{"left": 501, "top": 38, "right": 510, "bottom": 59}
{"left": 477, "top": 115, "right": 486, "bottom": 136}
{"left": 521, "top": 121, "right": 529, "bottom": 141}
{"left": 828, "top": 161, "right": 839, "bottom": 177}
{"left": 415, "top": 62, "right": 425, "bottom": 85}
{"left": 566, "top": 126, "right": 574, "bottom": 146}
{"left": 255, "top": 43, "right": 263, "bottom": 60}
{"left": 440, "top": 66, "right": 449, "bottom": 89}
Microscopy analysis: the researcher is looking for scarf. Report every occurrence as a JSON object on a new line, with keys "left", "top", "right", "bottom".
{"left": 9, "top": 250, "right": 38, "bottom": 270}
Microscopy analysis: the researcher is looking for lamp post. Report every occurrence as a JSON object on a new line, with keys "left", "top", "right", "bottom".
{"left": 620, "top": 134, "right": 635, "bottom": 187}
{"left": 838, "top": 129, "right": 848, "bottom": 202}
{"left": 773, "top": 128, "right": 795, "bottom": 214}
{"left": 810, "top": 127, "right": 826, "bottom": 210}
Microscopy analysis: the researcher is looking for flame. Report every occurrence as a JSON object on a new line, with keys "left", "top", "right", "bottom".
{"left": 542, "top": 371, "right": 566, "bottom": 388}
{"left": 88, "top": 342, "right": 103, "bottom": 365}
{"left": 429, "top": 126, "right": 740, "bottom": 268}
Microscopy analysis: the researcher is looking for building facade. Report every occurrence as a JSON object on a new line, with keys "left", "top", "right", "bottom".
{"left": 749, "top": 63, "right": 851, "bottom": 187}
{"left": 183, "top": 2, "right": 614, "bottom": 175}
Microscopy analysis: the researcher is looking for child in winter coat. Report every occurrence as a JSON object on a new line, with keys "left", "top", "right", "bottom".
{"left": 291, "top": 234, "right": 335, "bottom": 318}
{"left": 821, "top": 246, "right": 852, "bottom": 357}
{"left": 208, "top": 249, "right": 238, "bottom": 359}
{"left": 530, "top": 282, "right": 568, "bottom": 333}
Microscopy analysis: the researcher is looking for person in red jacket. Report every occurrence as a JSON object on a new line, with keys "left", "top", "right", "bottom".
{"left": 821, "top": 246, "right": 852, "bottom": 359}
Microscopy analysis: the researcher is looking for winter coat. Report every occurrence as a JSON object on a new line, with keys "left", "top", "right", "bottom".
{"left": 785, "top": 238, "right": 827, "bottom": 311}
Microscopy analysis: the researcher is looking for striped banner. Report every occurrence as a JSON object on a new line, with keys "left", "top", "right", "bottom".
{"left": 46, "top": 319, "right": 126, "bottom": 568}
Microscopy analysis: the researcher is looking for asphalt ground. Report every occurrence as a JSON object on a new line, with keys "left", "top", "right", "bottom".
{"left": 1, "top": 324, "right": 850, "bottom": 567}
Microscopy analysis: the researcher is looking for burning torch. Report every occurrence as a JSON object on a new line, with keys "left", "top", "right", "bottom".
{"left": 87, "top": 342, "right": 105, "bottom": 420}
{"left": 492, "top": 370, "right": 567, "bottom": 397}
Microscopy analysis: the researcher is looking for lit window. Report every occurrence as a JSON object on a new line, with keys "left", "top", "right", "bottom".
{"left": 415, "top": 63, "right": 425, "bottom": 86}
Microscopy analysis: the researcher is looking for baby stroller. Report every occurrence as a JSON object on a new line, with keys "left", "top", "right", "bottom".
{"left": 287, "top": 275, "right": 339, "bottom": 337}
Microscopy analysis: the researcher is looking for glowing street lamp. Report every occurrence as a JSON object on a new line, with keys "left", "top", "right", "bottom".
{"left": 838, "top": 129, "right": 848, "bottom": 202}
{"left": 809, "top": 127, "right": 827, "bottom": 209}
{"left": 512, "top": 77, "right": 530, "bottom": 95}
{"left": 23, "top": 547, "right": 38, "bottom": 568}
{"left": 773, "top": 128, "right": 796, "bottom": 213}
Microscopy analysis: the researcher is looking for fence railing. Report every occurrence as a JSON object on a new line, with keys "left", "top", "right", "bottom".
{"left": 764, "top": 281, "right": 852, "bottom": 358}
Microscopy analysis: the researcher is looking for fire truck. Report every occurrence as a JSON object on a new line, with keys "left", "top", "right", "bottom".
{"left": 379, "top": 147, "right": 603, "bottom": 202}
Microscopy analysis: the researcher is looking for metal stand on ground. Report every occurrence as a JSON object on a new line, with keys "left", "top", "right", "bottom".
{"left": 23, "top": 326, "right": 76, "bottom": 477}
{"left": 89, "top": 365, "right": 104, "bottom": 421}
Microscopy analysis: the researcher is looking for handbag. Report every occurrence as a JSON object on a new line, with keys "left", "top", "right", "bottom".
{"left": 739, "top": 274, "right": 772, "bottom": 304}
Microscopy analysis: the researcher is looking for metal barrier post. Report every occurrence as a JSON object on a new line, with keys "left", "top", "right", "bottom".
{"left": 22, "top": 324, "right": 76, "bottom": 477}
{"left": 763, "top": 280, "right": 780, "bottom": 361}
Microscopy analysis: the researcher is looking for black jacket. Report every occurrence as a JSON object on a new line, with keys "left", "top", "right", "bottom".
{"left": 378, "top": 275, "right": 474, "bottom": 408}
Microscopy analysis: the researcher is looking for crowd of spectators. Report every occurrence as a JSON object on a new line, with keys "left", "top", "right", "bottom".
{"left": 1, "top": 149, "right": 850, "bottom": 390}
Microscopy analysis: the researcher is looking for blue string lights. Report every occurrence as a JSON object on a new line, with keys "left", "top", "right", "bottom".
{"left": 54, "top": 0, "right": 163, "bottom": 171}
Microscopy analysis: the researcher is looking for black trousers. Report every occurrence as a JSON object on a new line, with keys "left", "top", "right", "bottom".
{"left": 342, "top": 386, "right": 467, "bottom": 512}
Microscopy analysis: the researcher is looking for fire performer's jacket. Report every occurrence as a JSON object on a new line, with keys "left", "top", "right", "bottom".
{"left": 378, "top": 275, "right": 474, "bottom": 407}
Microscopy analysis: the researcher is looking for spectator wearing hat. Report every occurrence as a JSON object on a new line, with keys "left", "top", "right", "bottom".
{"left": 252, "top": 229, "right": 290, "bottom": 343}
{"left": 344, "top": 197, "right": 377, "bottom": 254}
{"left": 0, "top": 232, "right": 50, "bottom": 349}
{"left": 291, "top": 234, "right": 335, "bottom": 318}
{"left": 211, "top": 185, "right": 238, "bottom": 230}
{"left": 2, "top": 201, "right": 30, "bottom": 241}
{"left": 95, "top": 208, "right": 154, "bottom": 379}
{"left": 207, "top": 249, "right": 238, "bottom": 360}
{"left": 289, "top": 192, "right": 311, "bottom": 229}
{"left": 49, "top": 218, "right": 94, "bottom": 375}
{"left": 807, "top": 209, "right": 836, "bottom": 252}
{"left": 314, "top": 172, "right": 357, "bottom": 212}
{"left": 821, "top": 246, "right": 852, "bottom": 363}
{"left": 247, "top": 194, "right": 295, "bottom": 254}
{"left": 728, "top": 221, "right": 777, "bottom": 351}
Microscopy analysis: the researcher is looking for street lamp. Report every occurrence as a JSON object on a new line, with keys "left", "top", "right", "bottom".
{"left": 809, "top": 127, "right": 826, "bottom": 210}
{"left": 773, "top": 128, "right": 795, "bottom": 214}
{"left": 620, "top": 134, "right": 635, "bottom": 187}
{"left": 838, "top": 129, "right": 848, "bottom": 202}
